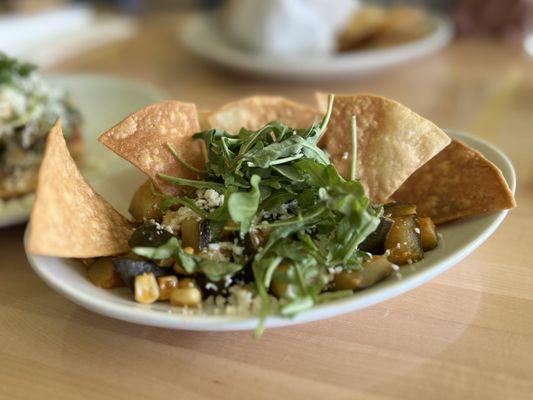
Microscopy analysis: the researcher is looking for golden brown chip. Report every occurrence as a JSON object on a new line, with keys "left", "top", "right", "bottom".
{"left": 197, "top": 109, "right": 212, "bottom": 131}
{"left": 392, "top": 139, "right": 516, "bottom": 224}
{"left": 27, "top": 122, "right": 133, "bottom": 258}
{"left": 317, "top": 93, "right": 451, "bottom": 204}
{"left": 98, "top": 101, "right": 205, "bottom": 196}
{"left": 207, "top": 96, "right": 321, "bottom": 133}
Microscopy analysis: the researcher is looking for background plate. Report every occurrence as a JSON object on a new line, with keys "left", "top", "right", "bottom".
{"left": 0, "top": 74, "right": 166, "bottom": 228}
{"left": 24, "top": 131, "right": 516, "bottom": 332}
{"left": 180, "top": 13, "right": 453, "bottom": 81}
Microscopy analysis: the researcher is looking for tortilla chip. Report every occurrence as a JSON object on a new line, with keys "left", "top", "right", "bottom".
{"left": 99, "top": 101, "right": 205, "bottom": 196}
{"left": 207, "top": 96, "right": 321, "bottom": 133}
{"left": 197, "top": 109, "right": 212, "bottom": 131}
{"left": 317, "top": 93, "right": 451, "bottom": 204}
{"left": 27, "top": 122, "right": 132, "bottom": 258}
{"left": 392, "top": 140, "right": 516, "bottom": 224}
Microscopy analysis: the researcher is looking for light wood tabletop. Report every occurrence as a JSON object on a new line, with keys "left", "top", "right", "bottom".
{"left": 1, "top": 12, "right": 532, "bottom": 400}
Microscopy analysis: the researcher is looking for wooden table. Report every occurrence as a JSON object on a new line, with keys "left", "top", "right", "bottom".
{"left": 2, "top": 13, "right": 532, "bottom": 400}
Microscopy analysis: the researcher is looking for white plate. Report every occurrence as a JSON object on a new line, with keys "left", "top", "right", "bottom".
{"left": 0, "top": 74, "right": 167, "bottom": 228}
{"left": 24, "top": 131, "right": 516, "bottom": 332}
{"left": 180, "top": 13, "right": 453, "bottom": 81}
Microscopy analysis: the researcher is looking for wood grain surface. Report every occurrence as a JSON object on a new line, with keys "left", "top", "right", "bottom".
{"left": 1, "top": 12, "right": 532, "bottom": 400}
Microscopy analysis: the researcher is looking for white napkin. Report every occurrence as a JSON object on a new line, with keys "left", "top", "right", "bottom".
{"left": 0, "top": 6, "right": 137, "bottom": 67}
{"left": 223, "top": 0, "right": 360, "bottom": 56}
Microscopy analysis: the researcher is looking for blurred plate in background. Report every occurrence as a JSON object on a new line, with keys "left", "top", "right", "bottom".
{"left": 0, "top": 74, "right": 166, "bottom": 229}
{"left": 180, "top": 13, "right": 453, "bottom": 81}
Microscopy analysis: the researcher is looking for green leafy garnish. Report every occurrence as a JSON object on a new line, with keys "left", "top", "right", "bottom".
{"left": 136, "top": 94, "right": 383, "bottom": 338}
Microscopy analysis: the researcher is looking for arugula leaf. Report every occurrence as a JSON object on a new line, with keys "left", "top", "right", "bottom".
{"left": 228, "top": 174, "right": 261, "bottom": 235}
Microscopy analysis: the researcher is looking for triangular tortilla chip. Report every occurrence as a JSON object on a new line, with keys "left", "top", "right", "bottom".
{"left": 392, "top": 139, "right": 516, "bottom": 224}
{"left": 99, "top": 101, "right": 205, "bottom": 196}
{"left": 28, "top": 122, "right": 132, "bottom": 258}
{"left": 207, "top": 96, "right": 321, "bottom": 133}
{"left": 317, "top": 93, "right": 451, "bottom": 203}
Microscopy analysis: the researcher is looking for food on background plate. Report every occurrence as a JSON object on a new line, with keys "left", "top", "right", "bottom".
{"left": 27, "top": 93, "right": 515, "bottom": 337}
{"left": 338, "top": 6, "right": 435, "bottom": 52}
{"left": 0, "top": 53, "right": 82, "bottom": 199}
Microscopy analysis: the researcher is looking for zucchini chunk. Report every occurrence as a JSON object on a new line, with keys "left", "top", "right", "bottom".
{"left": 417, "top": 217, "right": 438, "bottom": 251}
{"left": 129, "top": 180, "right": 162, "bottom": 221}
{"left": 113, "top": 259, "right": 169, "bottom": 291}
{"left": 181, "top": 218, "right": 211, "bottom": 252}
{"left": 359, "top": 217, "right": 394, "bottom": 254}
{"left": 384, "top": 215, "right": 423, "bottom": 265}
{"left": 128, "top": 221, "right": 174, "bottom": 248}
{"left": 384, "top": 202, "right": 417, "bottom": 218}
{"left": 333, "top": 256, "right": 394, "bottom": 290}
{"left": 87, "top": 258, "right": 124, "bottom": 289}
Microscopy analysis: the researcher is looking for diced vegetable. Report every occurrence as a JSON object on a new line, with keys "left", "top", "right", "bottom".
{"left": 134, "top": 273, "right": 159, "bottom": 304}
{"left": 181, "top": 219, "right": 211, "bottom": 251}
{"left": 244, "top": 228, "right": 269, "bottom": 255}
{"left": 178, "top": 277, "right": 200, "bottom": 289}
{"left": 359, "top": 217, "right": 393, "bottom": 254}
{"left": 170, "top": 287, "right": 202, "bottom": 307}
{"left": 113, "top": 259, "right": 168, "bottom": 290}
{"left": 157, "top": 275, "right": 178, "bottom": 300}
{"left": 128, "top": 221, "right": 174, "bottom": 248}
{"left": 384, "top": 216, "right": 423, "bottom": 265}
{"left": 384, "top": 202, "right": 417, "bottom": 218}
{"left": 333, "top": 256, "right": 394, "bottom": 290}
{"left": 417, "top": 217, "right": 438, "bottom": 251}
{"left": 270, "top": 264, "right": 289, "bottom": 298}
{"left": 156, "top": 258, "right": 174, "bottom": 268}
{"left": 129, "top": 180, "right": 162, "bottom": 221}
{"left": 87, "top": 258, "right": 124, "bottom": 289}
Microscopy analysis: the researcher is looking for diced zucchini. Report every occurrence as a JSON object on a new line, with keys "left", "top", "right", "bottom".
{"left": 417, "top": 217, "right": 438, "bottom": 251}
{"left": 113, "top": 259, "right": 168, "bottom": 291}
{"left": 333, "top": 256, "right": 394, "bottom": 290}
{"left": 384, "top": 202, "right": 417, "bottom": 218}
{"left": 181, "top": 219, "right": 211, "bottom": 252}
{"left": 128, "top": 180, "right": 162, "bottom": 221}
{"left": 359, "top": 217, "right": 393, "bottom": 254}
{"left": 87, "top": 258, "right": 124, "bottom": 289}
{"left": 128, "top": 221, "right": 174, "bottom": 248}
{"left": 384, "top": 216, "right": 423, "bottom": 265}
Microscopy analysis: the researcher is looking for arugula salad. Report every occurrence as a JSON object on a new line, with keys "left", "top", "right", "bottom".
{"left": 86, "top": 96, "right": 438, "bottom": 337}
{"left": 0, "top": 53, "right": 82, "bottom": 198}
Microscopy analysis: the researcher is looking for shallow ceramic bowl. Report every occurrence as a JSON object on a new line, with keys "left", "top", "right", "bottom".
{"left": 24, "top": 131, "right": 515, "bottom": 331}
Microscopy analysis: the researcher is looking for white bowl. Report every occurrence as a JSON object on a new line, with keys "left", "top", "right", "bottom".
{"left": 180, "top": 13, "right": 453, "bottom": 81}
{"left": 24, "top": 131, "right": 515, "bottom": 332}
{"left": 0, "top": 74, "right": 166, "bottom": 228}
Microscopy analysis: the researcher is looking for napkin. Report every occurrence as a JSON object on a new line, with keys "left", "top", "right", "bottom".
{"left": 222, "top": 0, "right": 360, "bottom": 56}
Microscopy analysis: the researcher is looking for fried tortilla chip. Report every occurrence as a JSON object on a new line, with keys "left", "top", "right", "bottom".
{"left": 27, "top": 122, "right": 132, "bottom": 258}
{"left": 99, "top": 101, "right": 205, "bottom": 196}
{"left": 392, "top": 139, "right": 516, "bottom": 224}
{"left": 317, "top": 93, "right": 451, "bottom": 204}
{"left": 207, "top": 96, "right": 321, "bottom": 133}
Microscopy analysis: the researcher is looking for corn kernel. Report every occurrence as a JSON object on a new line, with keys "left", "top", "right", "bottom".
{"left": 170, "top": 287, "right": 202, "bottom": 307}
{"left": 157, "top": 275, "right": 178, "bottom": 301}
{"left": 134, "top": 273, "right": 159, "bottom": 304}
{"left": 183, "top": 246, "right": 194, "bottom": 254}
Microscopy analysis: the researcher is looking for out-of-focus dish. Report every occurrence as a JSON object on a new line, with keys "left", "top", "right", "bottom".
{"left": 0, "top": 73, "right": 166, "bottom": 228}
{"left": 25, "top": 94, "right": 514, "bottom": 336}
{"left": 0, "top": 53, "right": 82, "bottom": 200}
{"left": 180, "top": 7, "right": 452, "bottom": 80}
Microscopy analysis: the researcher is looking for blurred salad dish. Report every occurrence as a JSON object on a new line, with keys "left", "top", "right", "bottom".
{"left": 0, "top": 53, "right": 82, "bottom": 199}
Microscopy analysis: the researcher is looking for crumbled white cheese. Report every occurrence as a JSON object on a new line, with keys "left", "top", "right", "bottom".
{"left": 342, "top": 152, "right": 349, "bottom": 160}
{"left": 161, "top": 206, "right": 200, "bottom": 233}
